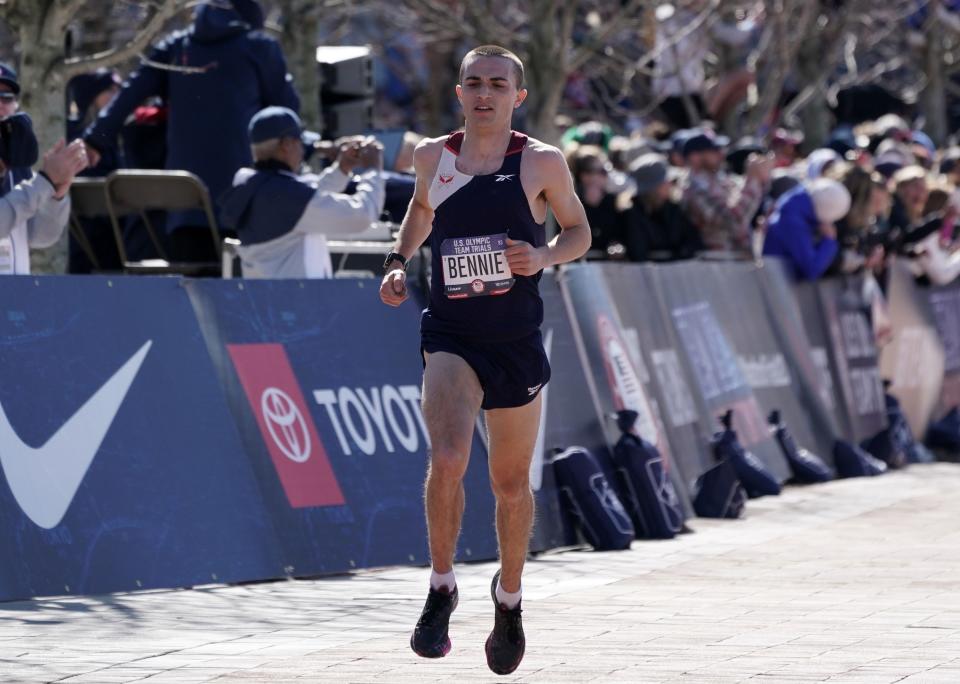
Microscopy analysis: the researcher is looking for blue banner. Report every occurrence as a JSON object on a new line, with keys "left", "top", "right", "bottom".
{"left": 185, "top": 279, "right": 500, "bottom": 576}
{"left": 0, "top": 276, "right": 283, "bottom": 601}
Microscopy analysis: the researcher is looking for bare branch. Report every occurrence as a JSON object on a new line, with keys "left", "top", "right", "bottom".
{"left": 56, "top": 0, "right": 187, "bottom": 79}
{"left": 404, "top": 0, "right": 477, "bottom": 41}
{"left": 569, "top": 0, "right": 647, "bottom": 71}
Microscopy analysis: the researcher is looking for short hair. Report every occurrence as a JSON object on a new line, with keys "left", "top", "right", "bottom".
{"left": 459, "top": 45, "right": 524, "bottom": 89}
{"left": 251, "top": 138, "right": 280, "bottom": 162}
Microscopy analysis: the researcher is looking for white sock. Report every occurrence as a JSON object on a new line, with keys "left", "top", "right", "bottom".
{"left": 430, "top": 568, "right": 456, "bottom": 592}
{"left": 495, "top": 579, "right": 522, "bottom": 609}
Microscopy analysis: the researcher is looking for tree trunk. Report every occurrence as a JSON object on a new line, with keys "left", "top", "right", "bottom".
{"left": 921, "top": 0, "right": 948, "bottom": 145}
{"left": 524, "top": 0, "right": 569, "bottom": 144}
{"left": 277, "top": 0, "right": 322, "bottom": 131}
{"left": 19, "top": 2, "right": 75, "bottom": 274}
{"left": 793, "top": 5, "right": 833, "bottom": 149}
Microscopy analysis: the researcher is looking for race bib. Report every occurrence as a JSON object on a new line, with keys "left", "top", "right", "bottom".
{"left": 440, "top": 233, "right": 514, "bottom": 298}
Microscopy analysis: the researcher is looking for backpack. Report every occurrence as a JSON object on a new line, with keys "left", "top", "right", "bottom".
{"left": 551, "top": 446, "right": 634, "bottom": 551}
{"left": 833, "top": 439, "right": 887, "bottom": 477}
{"left": 611, "top": 410, "right": 685, "bottom": 539}
{"left": 768, "top": 410, "right": 833, "bottom": 483}
{"left": 712, "top": 410, "right": 781, "bottom": 498}
{"left": 926, "top": 406, "right": 960, "bottom": 456}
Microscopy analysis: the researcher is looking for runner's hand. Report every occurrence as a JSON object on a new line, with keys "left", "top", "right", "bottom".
{"left": 505, "top": 238, "right": 547, "bottom": 276}
{"left": 380, "top": 268, "right": 408, "bottom": 306}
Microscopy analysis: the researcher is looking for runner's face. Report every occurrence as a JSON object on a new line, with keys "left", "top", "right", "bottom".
{"left": 456, "top": 56, "right": 526, "bottom": 128}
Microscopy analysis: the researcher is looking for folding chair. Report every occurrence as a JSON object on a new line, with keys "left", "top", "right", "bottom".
{"left": 104, "top": 169, "right": 222, "bottom": 275}
{"left": 68, "top": 177, "right": 111, "bottom": 271}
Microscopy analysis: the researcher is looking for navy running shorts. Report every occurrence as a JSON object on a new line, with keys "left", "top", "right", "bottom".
{"left": 421, "top": 329, "right": 551, "bottom": 410}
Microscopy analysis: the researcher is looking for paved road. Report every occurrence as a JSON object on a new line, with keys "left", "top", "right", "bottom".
{"left": 1, "top": 464, "right": 959, "bottom": 683}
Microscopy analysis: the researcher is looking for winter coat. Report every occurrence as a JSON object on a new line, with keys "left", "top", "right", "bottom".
{"left": 624, "top": 198, "right": 703, "bottom": 262}
{"left": 84, "top": 2, "right": 299, "bottom": 233}
{"left": 763, "top": 186, "right": 839, "bottom": 280}
{"left": 219, "top": 160, "right": 385, "bottom": 279}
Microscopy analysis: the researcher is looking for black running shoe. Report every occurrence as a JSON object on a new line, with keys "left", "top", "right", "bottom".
{"left": 484, "top": 569, "right": 525, "bottom": 675}
{"left": 410, "top": 584, "right": 458, "bottom": 658}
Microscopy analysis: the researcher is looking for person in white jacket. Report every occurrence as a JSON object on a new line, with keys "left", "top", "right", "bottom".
{"left": 218, "top": 106, "right": 385, "bottom": 279}
{"left": 0, "top": 135, "right": 89, "bottom": 275}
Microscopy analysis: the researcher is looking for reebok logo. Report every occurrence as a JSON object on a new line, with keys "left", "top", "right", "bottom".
{"left": 0, "top": 341, "right": 152, "bottom": 529}
{"left": 495, "top": 174, "right": 514, "bottom": 182}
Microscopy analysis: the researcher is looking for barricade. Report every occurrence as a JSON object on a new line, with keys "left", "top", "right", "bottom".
{"left": 880, "top": 261, "right": 945, "bottom": 437}
{"left": 532, "top": 272, "right": 607, "bottom": 551}
{"left": 560, "top": 264, "right": 697, "bottom": 510}
{"left": 791, "top": 276, "right": 887, "bottom": 442}
{"left": 0, "top": 260, "right": 908, "bottom": 600}
{"left": 921, "top": 276, "right": 960, "bottom": 416}
{"left": 0, "top": 276, "right": 284, "bottom": 601}
{"left": 184, "top": 278, "right": 500, "bottom": 575}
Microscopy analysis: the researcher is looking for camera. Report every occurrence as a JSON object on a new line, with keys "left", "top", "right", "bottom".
{"left": 0, "top": 112, "right": 39, "bottom": 168}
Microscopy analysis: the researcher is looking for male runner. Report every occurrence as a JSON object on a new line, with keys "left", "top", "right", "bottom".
{"left": 379, "top": 45, "right": 591, "bottom": 675}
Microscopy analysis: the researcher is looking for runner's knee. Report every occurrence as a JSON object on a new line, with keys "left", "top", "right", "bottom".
{"left": 490, "top": 471, "right": 531, "bottom": 503}
{"left": 428, "top": 446, "right": 470, "bottom": 483}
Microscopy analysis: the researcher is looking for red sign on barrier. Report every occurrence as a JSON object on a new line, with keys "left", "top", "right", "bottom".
{"left": 227, "top": 344, "right": 345, "bottom": 508}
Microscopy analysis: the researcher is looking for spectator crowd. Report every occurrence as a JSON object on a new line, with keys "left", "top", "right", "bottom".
{"left": 561, "top": 113, "right": 960, "bottom": 290}
{"left": 1, "top": 0, "right": 960, "bottom": 295}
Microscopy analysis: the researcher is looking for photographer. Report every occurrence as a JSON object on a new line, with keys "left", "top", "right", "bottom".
{"left": 219, "top": 106, "right": 384, "bottom": 278}
{"left": 0, "top": 109, "right": 88, "bottom": 275}
{"left": 763, "top": 178, "right": 851, "bottom": 281}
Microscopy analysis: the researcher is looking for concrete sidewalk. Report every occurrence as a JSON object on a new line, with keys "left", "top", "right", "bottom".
{"left": 1, "top": 464, "right": 959, "bottom": 684}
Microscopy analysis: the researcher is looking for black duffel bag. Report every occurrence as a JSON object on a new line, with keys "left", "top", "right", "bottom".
{"left": 692, "top": 457, "right": 746, "bottom": 519}
{"left": 552, "top": 446, "right": 634, "bottom": 551}
{"left": 833, "top": 439, "right": 887, "bottom": 477}
{"left": 926, "top": 406, "right": 960, "bottom": 458}
{"left": 611, "top": 410, "right": 685, "bottom": 539}
{"left": 860, "top": 389, "right": 913, "bottom": 469}
{"left": 768, "top": 410, "right": 833, "bottom": 483}
{"left": 712, "top": 410, "right": 780, "bottom": 498}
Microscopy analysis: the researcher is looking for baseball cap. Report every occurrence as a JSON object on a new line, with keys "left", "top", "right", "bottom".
{"left": 726, "top": 137, "right": 765, "bottom": 175}
{"left": 939, "top": 147, "right": 960, "bottom": 175}
{"left": 682, "top": 129, "right": 730, "bottom": 157}
{"left": 0, "top": 62, "right": 20, "bottom": 95}
{"left": 248, "top": 106, "right": 319, "bottom": 146}
{"left": 630, "top": 153, "right": 669, "bottom": 194}
{"left": 656, "top": 128, "right": 692, "bottom": 156}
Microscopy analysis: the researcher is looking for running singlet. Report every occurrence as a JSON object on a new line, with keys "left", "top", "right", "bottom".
{"left": 421, "top": 130, "right": 546, "bottom": 341}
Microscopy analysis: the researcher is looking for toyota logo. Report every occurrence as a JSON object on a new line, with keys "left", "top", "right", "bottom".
{"left": 260, "top": 387, "right": 311, "bottom": 463}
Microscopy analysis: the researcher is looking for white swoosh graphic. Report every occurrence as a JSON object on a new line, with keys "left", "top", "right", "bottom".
{"left": 0, "top": 341, "right": 152, "bottom": 529}
{"left": 530, "top": 329, "right": 553, "bottom": 492}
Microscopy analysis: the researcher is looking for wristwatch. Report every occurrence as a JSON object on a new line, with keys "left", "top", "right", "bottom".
{"left": 383, "top": 251, "right": 408, "bottom": 272}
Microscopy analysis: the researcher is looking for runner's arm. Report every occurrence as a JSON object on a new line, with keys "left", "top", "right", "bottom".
{"left": 384, "top": 140, "right": 438, "bottom": 269}
{"left": 540, "top": 147, "right": 592, "bottom": 267}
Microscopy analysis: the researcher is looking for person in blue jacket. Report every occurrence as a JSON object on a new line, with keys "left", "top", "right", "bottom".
{"left": 763, "top": 177, "right": 851, "bottom": 280}
{"left": 83, "top": 0, "right": 300, "bottom": 262}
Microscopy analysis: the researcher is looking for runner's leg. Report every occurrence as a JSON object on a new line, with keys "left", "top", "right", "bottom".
{"left": 422, "top": 351, "right": 483, "bottom": 573}
{"left": 484, "top": 393, "right": 541, "bottom": 592}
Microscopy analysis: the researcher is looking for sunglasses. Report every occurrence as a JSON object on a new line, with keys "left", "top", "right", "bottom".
{"left": 0, "top": 93, "right": 17, "bottom": 103}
